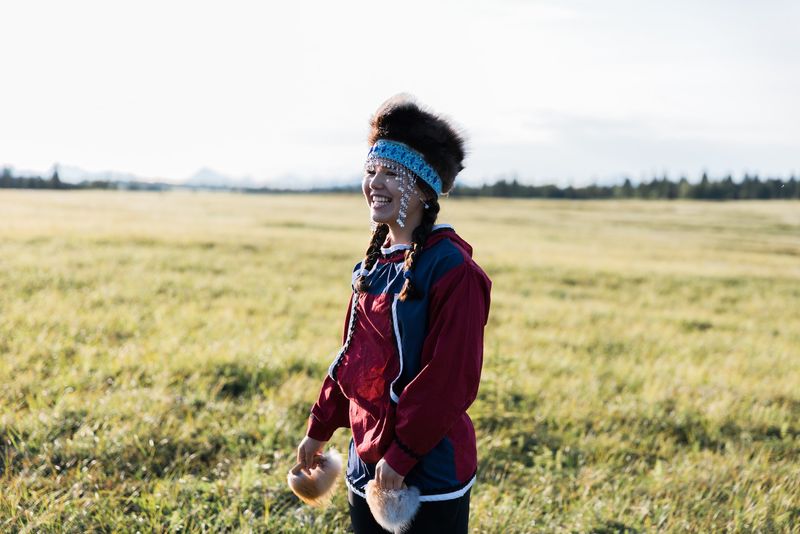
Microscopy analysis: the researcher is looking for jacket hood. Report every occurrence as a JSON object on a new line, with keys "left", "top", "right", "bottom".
{"left": 379, "top": 224, "right": 473, "bottom": 261}
{"left": 428, "top": 226, "right": 473, "bottom": 257}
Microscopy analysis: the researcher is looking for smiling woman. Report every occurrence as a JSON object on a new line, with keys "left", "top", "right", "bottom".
{"left": 294, "top": 94, "right": 493, "bottom": 533}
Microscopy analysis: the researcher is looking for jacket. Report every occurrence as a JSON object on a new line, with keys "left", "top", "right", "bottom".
{"left": 306, "top": 223, "right": 492, "bottom": 500}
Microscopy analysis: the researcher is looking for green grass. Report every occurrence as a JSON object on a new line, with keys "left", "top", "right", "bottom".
{"left": 1, "top": 191, "right": 798, "bottom": 532}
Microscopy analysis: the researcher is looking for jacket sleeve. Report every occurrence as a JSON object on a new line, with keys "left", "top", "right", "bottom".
{"left": 306, "top": 291, "right": 355, "bottom": 441}
{"left": 383, "top": 261, "right": 492, "bottom": 476}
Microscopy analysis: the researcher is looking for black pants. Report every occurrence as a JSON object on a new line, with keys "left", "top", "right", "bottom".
{"left": 348, "top": 487, "right": 470, "bottom": 534}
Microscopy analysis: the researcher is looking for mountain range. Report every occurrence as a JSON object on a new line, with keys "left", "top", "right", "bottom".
{"left": 8, "top": 164, "right": 360, "bottom": 190}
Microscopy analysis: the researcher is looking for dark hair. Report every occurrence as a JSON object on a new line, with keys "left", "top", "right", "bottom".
{"left": 354, "top": 223, "right": 390, "bottom": 294}
{"left": 398, "top": 188, "right": 439, "bottom": 301}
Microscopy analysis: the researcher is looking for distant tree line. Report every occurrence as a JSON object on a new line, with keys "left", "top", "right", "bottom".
{"left": 0, "top": 167, "right": 171, "bottom": 191}
{"left": 2, "top": 167, "right": 71, "bottom": 189}
{"left": 2, "top": 166, "right": 798, "bottom": 200}
{"left": 449, "top": 173, "right": 799, "bottom": 200}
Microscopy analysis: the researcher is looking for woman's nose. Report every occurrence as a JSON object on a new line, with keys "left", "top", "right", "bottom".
{"left": 369, "top": 172, "right": 387, "bottom": 189}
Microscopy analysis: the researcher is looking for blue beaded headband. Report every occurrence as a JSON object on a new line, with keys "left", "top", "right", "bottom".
{"left": 366, "top": 139, "right": 443, "bottom": 196}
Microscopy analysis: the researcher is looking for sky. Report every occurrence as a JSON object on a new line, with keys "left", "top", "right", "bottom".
{"left": 1, "top": 0, "right": 798, "bottom": 188}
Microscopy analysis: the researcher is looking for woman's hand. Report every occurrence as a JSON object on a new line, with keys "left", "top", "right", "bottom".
{"left": 375, "top": 458, "right": 405, "bottom": 490}
{"left": 296, "top": 435, "right": 326, "bottom": 475}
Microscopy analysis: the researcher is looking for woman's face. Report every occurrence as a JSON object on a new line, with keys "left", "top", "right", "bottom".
{"left": 362, "top": 163, "right": 426, "bottom": 228}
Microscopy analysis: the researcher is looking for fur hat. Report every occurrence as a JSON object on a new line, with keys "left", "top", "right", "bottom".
{"left": 368, "top": 93, "right": 467, "bottom": 195}
{"left": 365, "top": 480, "right": 421, "bottom": 534}
{"left": 286, "top": 449, "right": 342, "bottom": 507}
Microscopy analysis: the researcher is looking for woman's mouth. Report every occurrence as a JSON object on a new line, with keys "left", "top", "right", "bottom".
{"left": 371, "top": 195, "right": 392, "bottom": 209}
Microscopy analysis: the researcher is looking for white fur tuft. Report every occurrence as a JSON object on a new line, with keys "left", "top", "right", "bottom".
{"left": 365, "top": 480, "right": 421, "bottom": 534}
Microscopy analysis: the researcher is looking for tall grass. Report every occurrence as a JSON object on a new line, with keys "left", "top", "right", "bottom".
{"left": 1, "top": 191, "right": 798, "bottom": 532}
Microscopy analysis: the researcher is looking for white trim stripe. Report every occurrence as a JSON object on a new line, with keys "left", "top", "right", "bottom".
{"left": 380, "top": 243, "right": 412, "bottom": 255}
{"left": 345, "top": 478, "right": 367, "bottom": 498}
{"left": 417, "top": 475, "right": 476, "bottom": 501}
{"left": 345, "top": 475, "right": 476, "bottom": 502}
{"left": 389, "top": 293, "right": 403, "bottom": 404}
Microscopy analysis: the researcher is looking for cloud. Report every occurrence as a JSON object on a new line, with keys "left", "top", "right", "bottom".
{"left": 463, "top": 110, "right": 800, "bottom": 186}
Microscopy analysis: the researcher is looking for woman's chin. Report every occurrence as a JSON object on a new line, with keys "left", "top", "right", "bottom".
{"left": 370, "top": 210, "right": 396, "bottom": 224}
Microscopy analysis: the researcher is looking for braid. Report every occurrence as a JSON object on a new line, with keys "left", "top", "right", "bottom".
{"left": 355, "top": 223, "right": 390, "bottom": 293}
{"left": 398, "top": 197, "right": 440, "bottom": 302}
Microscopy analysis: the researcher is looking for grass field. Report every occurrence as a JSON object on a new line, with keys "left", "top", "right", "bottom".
{"left": 1, "top": 190, "right": 799, "bottom": 533}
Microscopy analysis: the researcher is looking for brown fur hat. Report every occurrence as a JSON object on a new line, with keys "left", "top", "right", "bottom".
{"left": 368, "top": 93, "right": 467, "bottom": 195}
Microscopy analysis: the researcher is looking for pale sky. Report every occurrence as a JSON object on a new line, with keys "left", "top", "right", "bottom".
{"left": 1, "top": 0, "right": 798, "bottom": 187}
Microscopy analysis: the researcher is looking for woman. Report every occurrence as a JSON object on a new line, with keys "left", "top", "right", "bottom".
{"left": 296, "top": 94, "right": 492, "bottom": 533}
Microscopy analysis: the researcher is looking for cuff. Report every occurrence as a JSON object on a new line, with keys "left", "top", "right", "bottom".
{"left": 306, "top": 413, "right": 335, "bottom": 442}
{"left": 382, "top": 438, "right": 422, "bottom": 477}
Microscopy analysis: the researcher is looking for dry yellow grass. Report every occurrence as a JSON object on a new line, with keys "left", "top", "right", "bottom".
{"left": 0, "top": 190, "right": 798, "bottom": 532}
